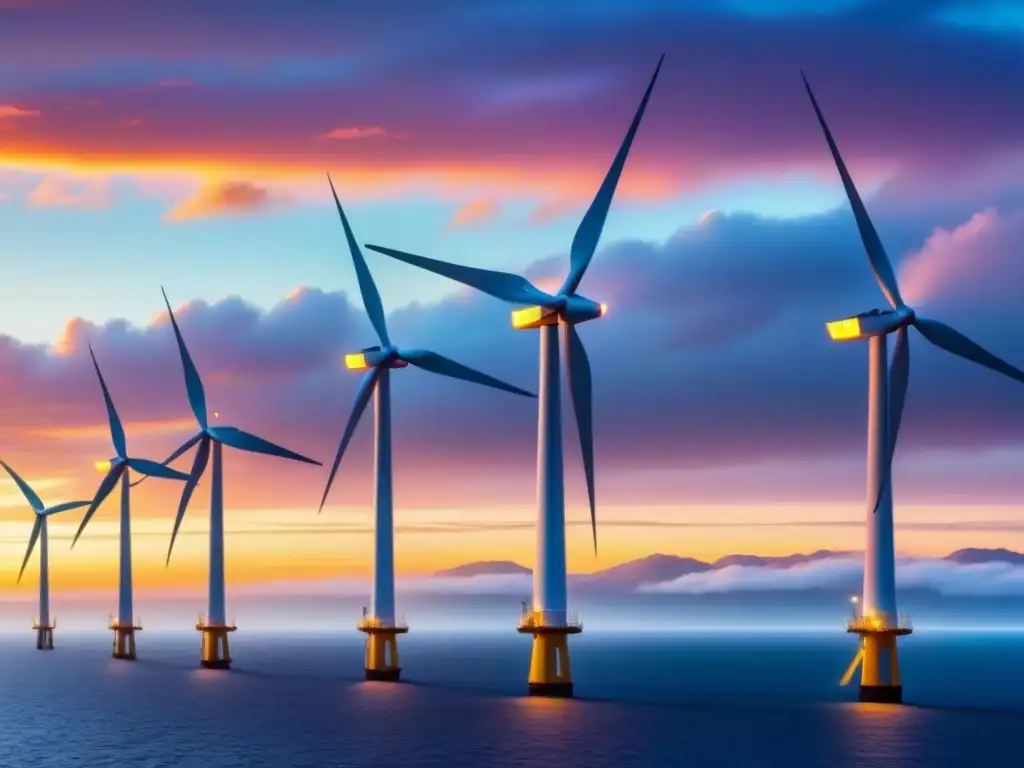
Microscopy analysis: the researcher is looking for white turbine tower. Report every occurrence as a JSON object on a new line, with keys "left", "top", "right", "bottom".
{"left": 366, "top": 56, "right": 664, "bottom": 697}
{"left": 804, "top": 74, "right": 1024, "bottom": 704}
{"left": 71, "top": 346, "right": 190, "bottom": 660}
{"left": 146, "top": 289, "right": 323, "bottom": 669}
{"left": 319, "top": 175, "right": 535, "bottom": 681}
{"left": 1, "top": 461, "right": 90, "bottom": 649}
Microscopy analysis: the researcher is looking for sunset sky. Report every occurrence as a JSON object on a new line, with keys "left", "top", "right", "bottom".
{"left": 2, "top": 0, "right": 1024, "bottom": 600}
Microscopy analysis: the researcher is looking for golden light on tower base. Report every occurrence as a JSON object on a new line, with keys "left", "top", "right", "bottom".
{"left": 110, "top": 616, "right": 143, "bottom": 660}
{"left": 843, "top": 615, "right": 913, "bottom": 704}
{"left": 358, "top": 616, "right": 409, "bottom": 682}
{"left": 518, "top": 611, "right": 583, "bottom": 697}
{"left": 32, "top": 617, "right": 55, "bottom": 650}
{"left": 196, "top": 614, "right": 237, "bottom": 670}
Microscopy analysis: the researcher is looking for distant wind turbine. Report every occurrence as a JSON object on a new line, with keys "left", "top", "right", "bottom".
{"left": 71, "top": 346, "right": 190, "bottom": 660}
{"left": 804, "top": 73, "right": 1024, "bottom": 704}
{"left": 0, "top": 461, "right": 90, "bottom": 650}
{"left": 151, "top": 289, "right": 322, "bottom": 669}
{"left": 365, "top": 55, "right": 664, "bottom": 697}
{"left": 320, "top": 174, "right": 535, "bottom": 681}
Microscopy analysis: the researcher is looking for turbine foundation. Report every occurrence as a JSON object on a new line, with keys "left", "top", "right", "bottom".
{"left": 33, "top": 619, "right": 54, "bottom": 650}
{"left": 196, "top": 615, "right": 236, "bottom": 669}
{"left": 847, "top": 615, "right": 913, "bottom": 704}
{"left": 110, "top": 617, "right": 143, "bottom": 660}
{"left": 358, "top": 617, "right": 408, "bottom": 681}
{"left": 518, "top": 611, "right": 583, "bottom": 697}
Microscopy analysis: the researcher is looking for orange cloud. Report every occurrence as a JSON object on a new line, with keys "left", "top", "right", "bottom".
{"left": 449, "top": 199, "right": 497, "bottom": 229}
{"left": 164, "top": 180, "right": 286, "bottom": 222}
{"left": 0, "top": 104, "right": 40, "bottom": 119}
{"left": 524, "top": 199, "right": 577, "bottom": 226}
{"left": 322, "top": 125, "right": 390, "bottom": 140}
{"left": 26, "top": 176, "right": 112, "bottom": 209}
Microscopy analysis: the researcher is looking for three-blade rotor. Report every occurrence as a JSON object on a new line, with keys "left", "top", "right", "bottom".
{"left": 144, "top": 290, "right": 322, "bottom": 564}
{"left": 73, "top": 346, "right": 191, "bottom": 548}
{"left": 0, "top": 460, "right": 90, "bottom": 583}
{"left": 804, "top": 74, "right": 1024, "bottom": 514}
{"left": 318, "top": 177, "right": 537, "bottom": 514}
{"left": 364, "top": 55, "right": 665, "bottom": 552}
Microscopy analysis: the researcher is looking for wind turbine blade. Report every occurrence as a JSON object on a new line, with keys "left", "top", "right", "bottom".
{"left": 327, "top": 173, "right": 391, "bottom": 346}
{"left": 365, "top": 245, "right": 554, "bottom": 306}
{"left": 73, "top": 466, "right": 124, "bottom": 548}
{"left": 0, "top": 460, "right": 45, "bottom": 512}
{"left": 870, "top": 326, "right": 910, "bottom": 515}
{"left": 565, "top": 324, "right": 597, "bottom": 554}
{"left": 400, "top": 349, "right": 536, "bottom": 398}
{"left": 561, "top": 54, "right": 664, "bottom": 297}
{"left": 888, "top": 326, "right": 911, "bottom": 457}
{"left": 801, "top": 74, "right": 903, "bottom": 310}
{"left": 18, "top": 516, "right": 43, "bottom": 583}
{"left": 126, "top": 458, "right": 191, "bottom": 481}
{"left": 130, "top": 433, "right": 203, "bottom": 488}
{"left": 167, "top": 437, "right": 211, "bottom": 565}
{"left": 208, "top": 426, "right": 322, "bottom": 465}
{"left": 319, "top": 366, "right": 381, "bottom": 514}
{"left": 161, "top": 287, "right": 209, "bottom": 429}
{"left": 914, "top": 317, "right": 1024, "bottom": 384}
{"left": 43, "top": 500, "right": 92, "bottom": 515}
{"left": 88, "top": 345, "right": 127, "bottom": 457}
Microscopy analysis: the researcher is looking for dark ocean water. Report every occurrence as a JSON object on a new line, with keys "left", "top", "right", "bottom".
{"left": 1, "top": 629, "right": 1022, "bottom": 767}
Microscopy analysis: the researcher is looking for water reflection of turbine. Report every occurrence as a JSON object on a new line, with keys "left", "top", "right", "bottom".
{"left": 804, "top": 73, "right": 1024, "bottom": 704}
{"left": 367, "top": 55, "right": 664, "bottom": 697}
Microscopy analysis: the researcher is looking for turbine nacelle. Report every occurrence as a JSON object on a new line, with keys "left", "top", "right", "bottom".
{"left": 344, "top": 346, "right": 408, "bottom": 370}
{"left": 510, "top": 295, "right": 607, "bottom": 330}
{"left": 94, "top": 458, "right": 124, "bottom": 473}
{"left": 826, "top": 307, "right": 914, "bottom": 342}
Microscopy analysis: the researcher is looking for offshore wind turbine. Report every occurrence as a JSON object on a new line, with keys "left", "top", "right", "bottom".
{"left": 0, "top": 461, "right": 90, "bottom": 649}
{"left": 366, "top": 55, "right": 664, "bottom": 697}
{"left": 151, "top": 289, "right": 322, "bottom": 669}
{"left": 320, "top": 175, "right": 535, "bottom": 681}
{"left": 71, "top": 346, "right": 190, "bottom": 660}
{"left": 804, "top": 74, "right": 1024, "bottom": 704}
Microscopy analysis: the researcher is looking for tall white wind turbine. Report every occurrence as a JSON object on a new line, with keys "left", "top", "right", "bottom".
{"left": 1, "top": 461, "right": 90, "bottom": 649}
{"left": 71, "top": 346, "right": 190, "bottom": 659}
{"left": 320, "top": 175, "right": 536, "bottom": 681}
{"left": 804, "top": 74, "right": 1024, "bottom": 704}
{"left": 147, "top": 289, "right": 322, "bottom": 669}
{"left": 365, "top": 56, "right": 664, "bottom": 697}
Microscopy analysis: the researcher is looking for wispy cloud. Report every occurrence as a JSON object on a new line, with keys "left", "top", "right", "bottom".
{"left": 641, "top": 556, "right": 1024, "bottom": 596}
{"left": 449, "top": 198, "right": 496, "bottom": 229}
{"left": 164, "top": 180, "right": 287, "bottom": 221}
{"left": 25, "top": 176, "right": 112, "bottom": 209}
{"left": 0, "top": 104, "right": 40, "bottom": 119}
{"left": 322, "top": 125, "right": 391, "bottom": 140}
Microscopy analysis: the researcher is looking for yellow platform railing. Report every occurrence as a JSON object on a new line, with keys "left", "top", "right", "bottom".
{"left": 517, "top": 609, "right": 582, "bottom": 630}
{"left": 845, "top": 613, "right": 913, "bottom": 632}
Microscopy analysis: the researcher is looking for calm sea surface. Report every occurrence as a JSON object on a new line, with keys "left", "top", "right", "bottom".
{"left": 1, "top": 630, "right": 1022, "bottom": 767}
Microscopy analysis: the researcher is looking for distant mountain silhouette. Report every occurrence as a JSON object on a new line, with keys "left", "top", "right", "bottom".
{"left": 434, "top": 548, "right": 1023, "bottom": 587}
{"left": 944, "top": 548, "right": 1024, "bottom": 565}
{"left": 434, "top": 560, "right": 531, "bottom": 577}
